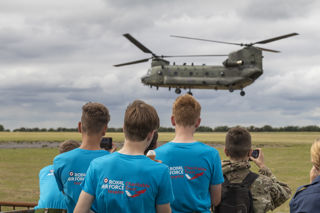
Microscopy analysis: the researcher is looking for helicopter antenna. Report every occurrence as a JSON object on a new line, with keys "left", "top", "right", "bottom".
{"left": 171, "top": 33, "right": 299, "bottom": 53}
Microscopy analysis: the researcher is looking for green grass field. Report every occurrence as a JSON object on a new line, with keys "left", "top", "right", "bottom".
{"left": 0, "top": 132, "right": 319, "bottom": 212}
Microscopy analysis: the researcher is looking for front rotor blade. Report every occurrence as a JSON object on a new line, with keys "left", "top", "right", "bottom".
{"left": 171, "top": 35, "right": 242, "bottom": 46}
{"left": 123, "top": 34, "right": 157, "bottom": 57}
{"left": 163, "top": 54, "right": 228, "bottom": 58}
{"left": 253, "top": 33, "right": 299, "bottom": 45}
{"left": 113, "top": 58, "right": 150, "bottom": 67}
{"left": 255, "top": 46, "right": 280, "bottom": 53}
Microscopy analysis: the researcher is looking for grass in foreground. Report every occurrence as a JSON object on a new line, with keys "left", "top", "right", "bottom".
{"left": 0, "top": 131, "right": 319, "bottom": 145}
{"left": 0, "top": 143, "right": 312, "bottom": 212}
{"left": 0, "top": 132, "right": 319, "bottom": 212}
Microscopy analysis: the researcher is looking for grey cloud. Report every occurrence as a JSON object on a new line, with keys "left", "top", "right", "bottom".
{"left": 239, "top": 0, "right": 315, "bottom": 20}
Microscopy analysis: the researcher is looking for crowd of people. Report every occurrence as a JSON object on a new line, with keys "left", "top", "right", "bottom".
{"left": 33, "top": 94, "right": 320, "bottom": 213}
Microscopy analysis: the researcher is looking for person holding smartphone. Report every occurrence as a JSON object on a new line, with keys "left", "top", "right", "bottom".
{"left": 220, "top": 127, "right": 291, "bottom": 213}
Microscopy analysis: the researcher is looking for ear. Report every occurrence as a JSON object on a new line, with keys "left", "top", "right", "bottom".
{"left": 195, "top": 117, "right": 201, "bottom": 128}
{"left": 171, "top": 115, "right": 176, "bottom": 126}
{"left": 102, "top": 125, "right": 108, "bottom": 136}
{"left": 78, "top": 122, "right": 82, "bottom": 133}
{"left": 224, "top": 148, "right": 229, "bottom": 157}
{"left": 146, "top": 130, "right": 155, "bottom": 143}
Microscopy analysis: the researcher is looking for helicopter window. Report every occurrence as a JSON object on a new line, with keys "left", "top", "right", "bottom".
{"left": 189, "top": 72, "right": 193, "bottom": 76}
{"left": 220, "top": 71, "right": 225, "bottom": 77}
{"left": 174, "top": 71, "right": 178, "bottom": 76}
{"left": 158, "top": 71, "right": 163, "bottom": 75}
{"left": 205, "top": 72, "right": 209, "bottom": 76}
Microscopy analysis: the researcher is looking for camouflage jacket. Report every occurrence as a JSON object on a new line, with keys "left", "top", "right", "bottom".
{"left": 222, "top": 160, "right": 291, "bottom": 213}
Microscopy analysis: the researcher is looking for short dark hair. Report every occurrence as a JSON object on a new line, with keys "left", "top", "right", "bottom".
{"left": 59, "top": 140, "right": 80, "bottom": 153}
{"left": 124, "top": 100, "right": 159, "bottom": 142}
{"left": 225, "top": 127, "right": 251, "bottom": 159}
{"left": 81, "top": 102, "right": 110, "bottom": 134}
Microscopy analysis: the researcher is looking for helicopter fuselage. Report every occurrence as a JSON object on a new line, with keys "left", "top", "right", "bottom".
{"left": 115, "top": 32, "right": 298, "bottom": 96}
{"left": 141, "top": 46, "right": 263, "bottom": 92}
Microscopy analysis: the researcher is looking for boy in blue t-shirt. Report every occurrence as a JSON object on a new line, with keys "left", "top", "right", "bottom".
{"left": 53, "top": 102, "right": 111, "bottom": 213}
{"left": 35, "top": 140, "right": 80, "bottom": 212}
{"left": 74, "top": 100, "right": 174, "bottom": 213}
{"left": 155, "top": 94, "right": 224, "bottom": 213}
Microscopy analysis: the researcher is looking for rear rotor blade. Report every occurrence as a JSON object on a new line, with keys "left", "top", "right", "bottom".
{"left": 253, "top": 33, "right": 299, "bottom": 45}
{"left": 113, "top": 58, "right": 151, "bottom": 67}
{"left": 123, "top": 34, "right": 157, "bottom": 57}
{"left": 171, "top": 35, "right": 242, "bottom": 46}
{"left": 255, "top": 46, "right": 280, "bottom": 53}
{"left": 163, "top": 54, "right": 228, "bottom": 58}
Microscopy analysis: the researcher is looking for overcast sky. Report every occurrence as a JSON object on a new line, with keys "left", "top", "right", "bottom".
{"left": 0, "top": 0, "right": 319, "bottom": 130}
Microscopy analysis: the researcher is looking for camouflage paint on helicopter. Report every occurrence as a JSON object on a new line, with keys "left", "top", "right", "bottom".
{"left": 115, "top": 33, "right": 298, "bottom": 96}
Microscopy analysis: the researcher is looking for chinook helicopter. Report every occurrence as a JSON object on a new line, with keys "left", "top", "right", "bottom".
{"left": 114, "top": 33, "right": 298, "bottom": 96}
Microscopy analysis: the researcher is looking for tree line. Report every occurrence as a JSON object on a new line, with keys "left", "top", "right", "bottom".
{"left": 0, "top": 124, "right": 320, "bottom": 132}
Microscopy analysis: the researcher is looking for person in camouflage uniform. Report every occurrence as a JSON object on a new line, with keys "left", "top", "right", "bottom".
{"left": 222, "top": 127, "right": 291, "bottom": 213}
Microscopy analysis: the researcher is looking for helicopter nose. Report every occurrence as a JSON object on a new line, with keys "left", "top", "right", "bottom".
{"left": 141, "top": 75, "right": 149, "bottom": 84}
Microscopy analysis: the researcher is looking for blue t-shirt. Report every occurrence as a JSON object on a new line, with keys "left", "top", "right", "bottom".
{"left": 53, "top": 148, "right": 109, "bottom": 213}
{"left": 34, "top": 165, "right": 66, "bottom": 210}
{"left": 82, "top": 152, "right": 174, "bottom": 213}
{"left": 155, "top": 142, "right": 224, "bottom": 213}
{"left": 290, "top": 175, "right": 320, "bottom": 213}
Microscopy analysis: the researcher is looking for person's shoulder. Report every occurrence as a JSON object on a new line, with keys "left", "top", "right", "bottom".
{"left": 54, "top": 148, "right": 80, "bottom": 161}
{"left": 296, "top": 179, "right": 320, "bottom": 196}
{"left": 155, "top": 142, "right": 172, "bottom": 151}
{"left": 39, "top": 165, "right": 53, "bottom": 175}
{"left": 90, "top": 152, "right": 114, "bottom": 166}
{"left": 41, "top": 164, "right": 53, "bottom": 171}
{"left": 250, "top": 172, "right": 275, "bottom": 194}
{"left": 145, "top": 158, "right": 170, "bottom": 174}
{"left": 196, "top": 142, "right": 220, "bottom": 155}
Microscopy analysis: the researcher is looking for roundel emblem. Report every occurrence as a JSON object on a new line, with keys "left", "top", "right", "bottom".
{"left": 49, "top": 169, "right": 54, "bottom": 173}
{"left": 104, "top": 178, "right": 109, "bottom": 183}
{"left": 69, "top": 171, "right": 74, "bottom": 176}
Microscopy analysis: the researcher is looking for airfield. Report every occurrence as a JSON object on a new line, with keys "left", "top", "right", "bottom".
{"left": 0, "top": 131, "right": 318, "bottom": 212}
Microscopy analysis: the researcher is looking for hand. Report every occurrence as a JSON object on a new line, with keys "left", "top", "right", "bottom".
{"left": 249, "top": 148, "right": 265, "bottom": 169}
{"left": 310, "top": 165, "right": 319, "bottom": 183}
{"left": 107, "top": 144, "right": 117, "bottom": 153}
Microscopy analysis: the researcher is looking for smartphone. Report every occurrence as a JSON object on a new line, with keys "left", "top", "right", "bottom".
{"left": 144, "top": 132, "right": 158, "bottom": 155}
{"left": 251, "top": 149, "right": 260, "bottom": 159}
{"left": 100, "top": 137, "right": 113, "bottom": 150}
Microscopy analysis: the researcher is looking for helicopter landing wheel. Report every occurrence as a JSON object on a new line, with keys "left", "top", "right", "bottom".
{"left": 187, "top": 91, "right": 193, "bottom": 96}
{"left": 175, "top": 88, "right": 181, "bottom": 94}
{"left": 229, "top": 87, "right": 234, "bottom": 93}
{"left": 240, "top": 91, "right": 245, "bottom": 96}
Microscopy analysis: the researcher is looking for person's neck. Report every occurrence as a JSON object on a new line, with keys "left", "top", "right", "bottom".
{"left": 118, "top": 139, "right": 147, "bottom": 155}
{"left": 229, "top": 157, "right": 249, "bottom": 163}
{"left": 80, "top": 133, "right": 103, "bottom": 150}
{"left": 172, "top": 125, "right": 196, "bottom": 143}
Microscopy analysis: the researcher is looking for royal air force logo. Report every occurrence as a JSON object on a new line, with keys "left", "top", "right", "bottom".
{"left": 104, "top": 178, "right": 109, "bottom": 183}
